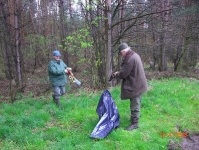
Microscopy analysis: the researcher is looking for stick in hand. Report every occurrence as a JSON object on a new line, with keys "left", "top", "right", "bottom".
{"left": 66, "top": 68, "right": 81, "bottom": 86}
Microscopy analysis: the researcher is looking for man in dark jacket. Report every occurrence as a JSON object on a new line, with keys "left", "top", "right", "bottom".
{"left": 113, "top": 43, "right": 148, "bottom": 131}
{"left": 48, "top": 50, "right": 69, "bottom": 107}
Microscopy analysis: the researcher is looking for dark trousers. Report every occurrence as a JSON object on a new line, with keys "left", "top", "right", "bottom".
{"left": 130, "top": 95, "right": 142, "bottom": 119}
{"left": 52, "top": 85, "right": 66, "bottom": 99}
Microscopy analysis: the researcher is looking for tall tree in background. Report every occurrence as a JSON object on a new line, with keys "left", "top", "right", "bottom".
{"left": 0, "top": 0, "right": 26, "bottom": 101}
{"left": 158, "top": 0, "right": 170, "bottom": 71}
{"left": 14, "top": 0, "right": 22, "bottom": 88}
{"left": 0, "top": 0, "right": 13, "bottom": 80}
{"left": 59, "top": 0, "right": 69, "bottom": 64}
{"left": 105, "top": 0, "right": 113, "bottom": 86}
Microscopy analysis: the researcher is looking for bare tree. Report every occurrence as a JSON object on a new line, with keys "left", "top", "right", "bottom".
{"left": 157, "top": 0, "right": 170, "bottom": 71}
{"left": 105, "top": 0, "right": 113, "bottom": 86}
{"left": 14, "top": 0, "right": 22, "bottom": 88}
{"left": 59, "top": 0, "right": 69, "bottom": 64}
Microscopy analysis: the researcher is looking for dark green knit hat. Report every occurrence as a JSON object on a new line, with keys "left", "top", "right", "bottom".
{"left": 118, "top": 43, "right": 129, "bottom": 52}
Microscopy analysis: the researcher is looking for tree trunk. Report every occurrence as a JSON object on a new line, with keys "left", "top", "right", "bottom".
{"left": 105, "top": 0, "right": 112, "bottom": 87}
{"left": 158, "top": 0, "right": 170, "bottom": 71}
{"left": 59, "top": 0, "right": 69, "bottom": 65}
{"left": 14, "top": 0, "right": 22, "bottom": 88}
{"left": 0, "top": 0, "right": 13, "bottom": 79}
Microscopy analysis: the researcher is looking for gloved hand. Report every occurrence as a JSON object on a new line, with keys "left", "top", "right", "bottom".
{"left": 67, "top": 67, "right": 72, "bottom": 71}
{"left": 65, "top": 67, "right": 72, "bottom": 73}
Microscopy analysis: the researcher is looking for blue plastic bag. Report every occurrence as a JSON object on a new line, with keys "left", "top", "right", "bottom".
{"left": 90, "top": 90, "right": 120, "bottom": 139}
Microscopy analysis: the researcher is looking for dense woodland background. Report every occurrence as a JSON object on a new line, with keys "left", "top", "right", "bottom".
{"left": 0, "top": 0, "right": 199, "bottom": 101}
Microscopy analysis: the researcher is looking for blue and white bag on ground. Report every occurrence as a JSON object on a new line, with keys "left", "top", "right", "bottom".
{"left": 90, "top": 90, "right": 120, "bottom": 139}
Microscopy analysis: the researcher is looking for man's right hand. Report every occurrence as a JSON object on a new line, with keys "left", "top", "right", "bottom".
{"left": 109, "top": 73, "right": 117, "bottom": 81}
{"left": 113, "top": 71, "right": 118, "bottom": 77}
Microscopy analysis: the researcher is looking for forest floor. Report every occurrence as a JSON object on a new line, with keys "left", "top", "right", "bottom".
{"left": 0, "top": 67, "right": 199, "bottom": 101}
{"left": 0, "top": 68, "right": 199, "bottom": 149}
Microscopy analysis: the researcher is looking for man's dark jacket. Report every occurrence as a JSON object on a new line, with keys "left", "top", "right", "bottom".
{"left": 116, "top": 50, "right": 148, "bottom": 99}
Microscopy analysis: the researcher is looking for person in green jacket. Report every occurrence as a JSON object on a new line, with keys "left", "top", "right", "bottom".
{"left": 48, "top": 50, "right": 69, "bottom": 107}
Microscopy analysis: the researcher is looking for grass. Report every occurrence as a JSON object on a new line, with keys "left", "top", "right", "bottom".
{"left": 0, "top": 77, "right": 199, "bottom": 150}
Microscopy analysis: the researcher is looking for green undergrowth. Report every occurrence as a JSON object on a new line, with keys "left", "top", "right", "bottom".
{"left": 0, "top": 77, "right": 199, "bottom": 150}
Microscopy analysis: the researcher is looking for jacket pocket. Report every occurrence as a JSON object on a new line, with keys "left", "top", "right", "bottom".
{"left": 123, "top": 85, "right": 133, "bottom": 91}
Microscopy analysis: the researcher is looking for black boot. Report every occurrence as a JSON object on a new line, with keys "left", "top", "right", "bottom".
{"left": 52, "top": 95, "right": 60, "bottom": 108}
{"left": 125, "top": 117, "right": 138, "bottom": 131}
{"left": 55, "top": 98, "right": 60, "bottom": 108}
{"left": 52, "top": 94, "right": 56, "bottom": 103}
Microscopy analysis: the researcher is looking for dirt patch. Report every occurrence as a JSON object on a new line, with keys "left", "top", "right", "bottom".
{"left": 168, "top": 132, "right": 199, "bottom": 150}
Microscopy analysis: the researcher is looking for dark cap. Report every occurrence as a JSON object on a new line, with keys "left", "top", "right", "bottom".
{"left": 118, "top": 43, "right": 129, "bottom": 52}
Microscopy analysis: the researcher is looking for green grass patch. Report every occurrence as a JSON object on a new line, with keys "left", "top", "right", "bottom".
{"left": 0, "top": 77, "right": 199, "bottom": 150}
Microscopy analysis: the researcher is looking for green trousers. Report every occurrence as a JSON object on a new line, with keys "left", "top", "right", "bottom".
{"left": 130, "top": 95, "right": 142, "bottom": 119}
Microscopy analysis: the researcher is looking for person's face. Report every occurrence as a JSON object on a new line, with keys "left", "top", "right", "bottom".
{"left": 120, "top": 51, "right": 127, "bottom": 58}
{"left": 53, "top": 55, "right": 60, "bottom": 61}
